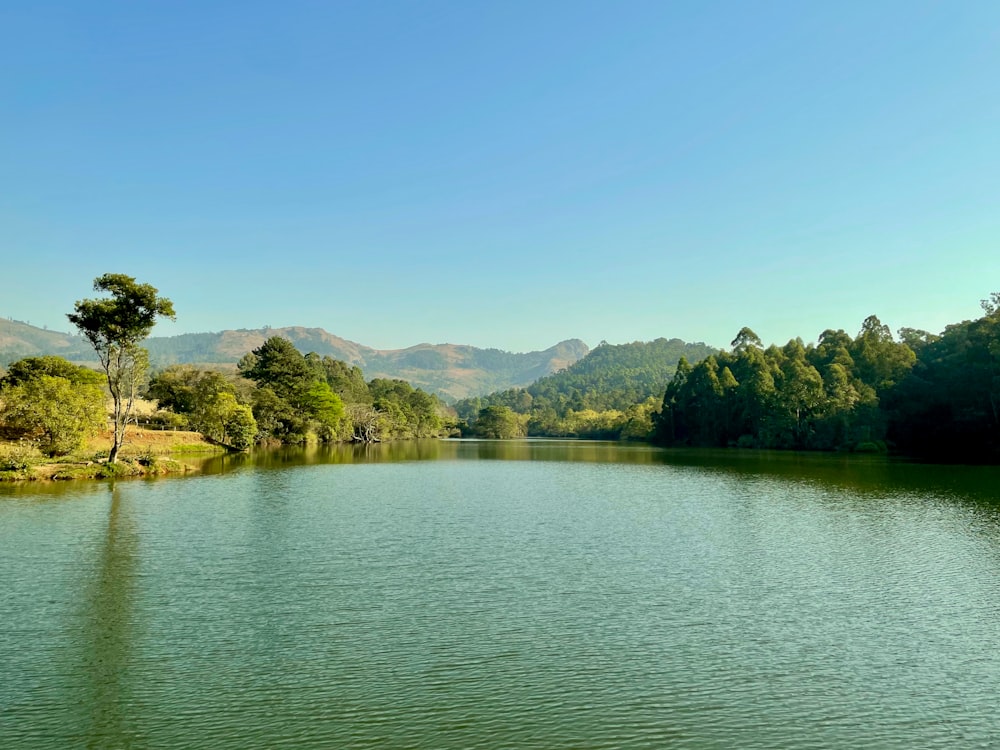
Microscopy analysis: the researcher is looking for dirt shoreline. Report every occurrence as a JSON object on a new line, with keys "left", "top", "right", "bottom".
{"left": 0, "top": 428, "right": 226, "bottom": 482}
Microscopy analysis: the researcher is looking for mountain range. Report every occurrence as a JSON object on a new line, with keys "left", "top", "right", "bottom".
{"left": 0, "top": 317, "right": 589, "bottom": 401}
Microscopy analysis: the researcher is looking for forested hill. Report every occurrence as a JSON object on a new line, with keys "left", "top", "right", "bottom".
{"left": 0, "top": 318, "right": 589, "bottom": 401}
{"left": 455, "top": 337, "right": 718, "bottom": 435}
{"left": 525, "top": 337, "right": 719, "bottom": 411}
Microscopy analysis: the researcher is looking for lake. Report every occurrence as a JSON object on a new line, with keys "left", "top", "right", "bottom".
{"left": 2, "top": 440, "right": 999, "bottom": 748}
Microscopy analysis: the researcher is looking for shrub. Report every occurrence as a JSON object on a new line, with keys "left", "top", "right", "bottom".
{"left": 0, "top": 443, "right": 41, "bottom": 472}
{"left": 0, "top": 376, "right": 106, "bottom": 456}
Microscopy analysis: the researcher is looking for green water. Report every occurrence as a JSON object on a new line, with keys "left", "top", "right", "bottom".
{"left": 2, "top": 440, "right": 999, "bottom": 748}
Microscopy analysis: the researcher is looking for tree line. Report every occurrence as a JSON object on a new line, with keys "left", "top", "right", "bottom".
{"left": 0, "top": 274, "right": 453, "bottom": 460}
{"left": 653, "top": 317, "right": 913, "bottom": 452}
{"left": 656, "top": 298, "right": 1000, "bottom": 461}
{"left": 148, "top": 336, "right": 451, "bottom": 448}
{"left": 3, "top": 274, "right": 998, "bottom": 463}
{"left": 458, "top": 298, "right": 1000, "bottom": 462}
{"left": 0, "top": 337, "right": 453, "bottom": 457}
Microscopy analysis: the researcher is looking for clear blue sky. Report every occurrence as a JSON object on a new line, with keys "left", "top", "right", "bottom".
{"left": 2, "top": 1, "right": 998, "bottom": 352}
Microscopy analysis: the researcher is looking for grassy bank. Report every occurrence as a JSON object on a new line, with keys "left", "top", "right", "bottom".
{"left": 0, "top": 428, "right": 226, "bottom": 481}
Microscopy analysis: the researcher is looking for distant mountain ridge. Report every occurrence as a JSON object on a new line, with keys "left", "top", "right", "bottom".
{"left": 0, "top": 317, "right": 589, "bottom": 401}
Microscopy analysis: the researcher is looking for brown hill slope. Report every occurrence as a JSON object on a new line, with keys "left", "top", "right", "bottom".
{"left": 0, "top": 318, "right": 589, "bottom": 401}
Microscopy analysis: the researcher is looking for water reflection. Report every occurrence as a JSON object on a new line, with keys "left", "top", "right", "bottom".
{"left": 649, "top": 448, "right": 1000, "bottom": 508}
{"left": 78, "top": 485, "right": 139, "bottom": 749}
{"left": 4, "top": 441, "right": 999, "bottom": 512}
{"left": 198, "top": 439, "right": 449, "bottom": 475}
{"left": 190, "top": 440, "right": 1000, "bottom": 510}
{"left": 196, "top": 438, "right": 667, "bottom": 475}
{"left": 2, "top": 440, "right": 1000, "bottom": 749}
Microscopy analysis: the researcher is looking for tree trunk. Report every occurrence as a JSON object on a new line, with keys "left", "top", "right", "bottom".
{"left": 108, "top": 401, "right": 124, "bottom": 463}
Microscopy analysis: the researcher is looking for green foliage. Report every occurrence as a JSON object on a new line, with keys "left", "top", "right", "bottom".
{"left": 456, "top": 338, "right": 716, "bottom": 439}
{"left": 193, "top": 392, "right": 237, "bottom": 443}
{"left": 619, "top": 397, "right": 662, "bottom": 440}
{"left": 68, "top": 274, "right": 176, "bottom": 348}
{"left": 301, "top": 381, "right": 347, "bottom": 441}
{"left": 96, "top": 460, "right": 142, "bottom": 479}
{"left": 67, "top": 274, "right": 174, "bottom": 462}
{"left": 1, "top": 356, "right": 104, "bottom": 388}
{"left": 850, "top": 315, "right": 916, "bottom": 394}
{"left": 367, "top": 378, "right": 444, "bottom": 440}
{"left": 886, "top": 297, "right": 1000, "bottom": 460}
{"left": 145, "top": 365, "right": 257, "bottom": 443}
{"left": 238, "top": 337, "right": 349, "bottom": 443}
{"left": 316, "top": 357, "right": 370, "bottom": 404}
{"left": 0, "top": 443, "right": 41, "bottom": 472}
{"left": 654, "top": 316, "right": 918, "bottom": 452}
{"left": 238, "top": 338, "right": 317, "bottom": 443}
{"left": 147, "top": 365, "right": 228, "bottom": 413}
{"left": 224, "top": 403, "right": 258, "bottom": 450}
{"left": 251, "top": 386, "right": 303, "bottom": 442}
{"left": 231, "top": 338, "right": 451, "bottom": 444}
{"left": 731, "top": 327, "right": 763, "bottom": 353}
{"left": 0, "top": 375, "right": 106, "bottom": 455}
{"left": 474, "top": 406, "right": 526, "bottom": 439}
{"left": 239, "top": 337, "right": 313, "bottom": 399}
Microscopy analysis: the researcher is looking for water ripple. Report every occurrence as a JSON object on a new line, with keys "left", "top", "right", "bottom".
{"left": 2, "top": 451, "right": 1000, "bottom": 748}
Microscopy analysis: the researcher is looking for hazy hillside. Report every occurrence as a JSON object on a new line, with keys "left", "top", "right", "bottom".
{"left": 0, "top": 318, "right": 589, "bottom": 401}
{"left": 0, "top": 318, "right": 94, "bottom": 364}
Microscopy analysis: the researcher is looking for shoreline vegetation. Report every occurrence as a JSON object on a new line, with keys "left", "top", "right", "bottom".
{"left": 0, "top": 428, "right": 224, "bottom": 482}
{"left": 456, "top": 297, "right": 1000, "bottom": 464}
{"left": 2, "top": 275, "right": 999, "bottom": 478}
{"left": 0, "top": 274, "right": 461, "bottom": 482}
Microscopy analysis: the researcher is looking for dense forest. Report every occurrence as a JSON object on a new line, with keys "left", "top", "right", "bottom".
{"left": 455, "top": 338, "right": 717, "bottom": 439}
{"left": 653, "top": 297, "right": 1000, "bottom": 461}
{"left": 456, "top": 298, "right": 1000, "bottom": 462}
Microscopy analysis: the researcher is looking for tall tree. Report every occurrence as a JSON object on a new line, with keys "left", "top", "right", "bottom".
{"left": 731, "top": 327, "right": 763, "bottom": 354}
{"left": 850, "top": 315, "right": 915, "bottom": 394}
{"left": 238, "top": 336, "right": 313, "bottom": 401}
{"left": 775, "top": 343, "right": 824, "bottom": 447}
{"left": 68, "top": 274, "right": 175, "bottom": 463}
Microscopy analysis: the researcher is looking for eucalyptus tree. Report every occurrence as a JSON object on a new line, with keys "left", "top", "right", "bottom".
{"left": 68, "top": 274, "right": 175, "bottom": 463}
{"left": 850, "top": 315, "right": 915, "bottom": 394}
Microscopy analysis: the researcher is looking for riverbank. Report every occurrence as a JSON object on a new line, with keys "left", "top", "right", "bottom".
{"left": 0, "top": 428, "right": 226, "bottom": 481}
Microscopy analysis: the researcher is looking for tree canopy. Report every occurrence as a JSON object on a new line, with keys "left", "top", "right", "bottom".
{"left": 0, "top": 358, "right": 106, "bottom": 456}
{"left": 68, "top": 274, "right": 175, "bottom": 462}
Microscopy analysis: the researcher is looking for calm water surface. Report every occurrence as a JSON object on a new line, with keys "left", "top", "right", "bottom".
{"left": 2, "top": 440, "right": 1000, "bottom": 748}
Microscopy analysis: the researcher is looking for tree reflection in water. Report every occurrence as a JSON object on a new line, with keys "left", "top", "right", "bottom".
{"left": 79, "top": 484, "right": 140, "bottom": 749}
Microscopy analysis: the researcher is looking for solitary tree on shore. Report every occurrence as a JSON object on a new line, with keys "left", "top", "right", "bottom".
{"left": 68, "top": 274, "right": 175, "bottom": 463}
